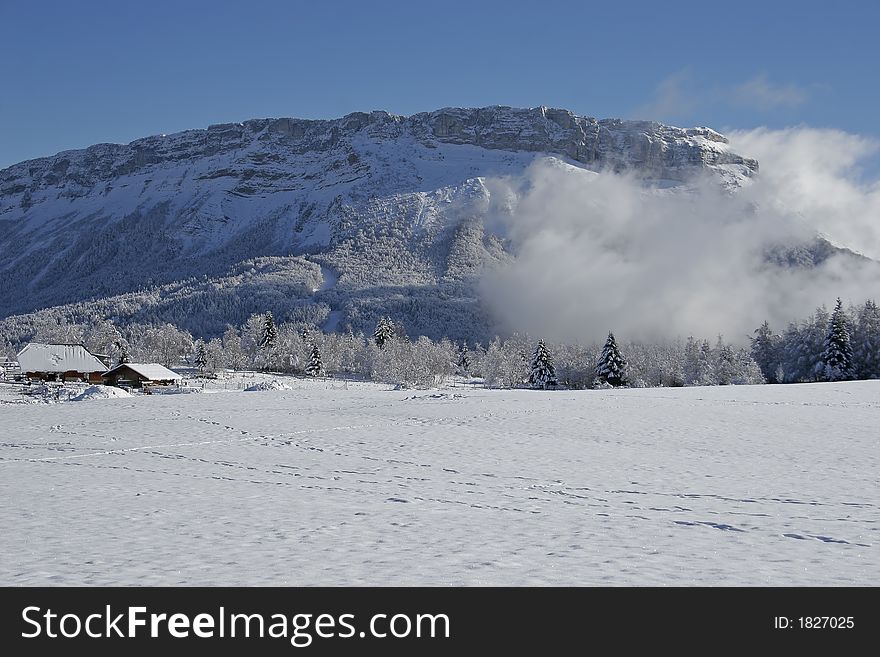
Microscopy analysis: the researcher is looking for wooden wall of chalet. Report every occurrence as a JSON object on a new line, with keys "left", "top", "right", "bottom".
{"left": 25, "top": 371, "right": 105, "bottom": 383}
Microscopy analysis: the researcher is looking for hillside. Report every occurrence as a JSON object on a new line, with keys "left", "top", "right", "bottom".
{"left": 0, "top": 106, "right": 765, "bottom": 341}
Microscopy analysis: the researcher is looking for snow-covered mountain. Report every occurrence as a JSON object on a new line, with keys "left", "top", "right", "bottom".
{"left": 0, "top": 105, "right": 771, "bottom": 340}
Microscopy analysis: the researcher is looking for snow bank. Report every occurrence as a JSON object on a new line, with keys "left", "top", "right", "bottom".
{"left": 26, "top": 383, "right": 87, "bottom": 403}
{"left": 71, "top": 385, "right": 133, "bottom": 401}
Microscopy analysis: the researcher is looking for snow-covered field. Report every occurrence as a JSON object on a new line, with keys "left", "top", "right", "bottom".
{"left": 0, "top": 378, "right": 877, "bottom": 586}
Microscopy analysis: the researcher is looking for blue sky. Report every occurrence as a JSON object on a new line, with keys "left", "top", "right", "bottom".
{"left": 1, "top": 0, "right": 877, "bottom": 169}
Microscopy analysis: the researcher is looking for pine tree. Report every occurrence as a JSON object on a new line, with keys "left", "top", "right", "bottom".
{"left": 750, "top": 320, "right": 780, "bottom": 383}
{"left": 194, "top": 339, "right": 208, "bottom": 374}
{"left": 853, "top": 300, "right": 880, "bottom": 379}
{"left": 595, "top": 331, "right": 627, "bottom": 386}
{"left": 457, "top": 345, "right": 471, "bottom": 375}
{"left": 373, "top": 316, "right": 395, "bottom": 349}
{"left": 528, "top": 339, "right": 558, "bottom": 389}
{"left": 261, "top": 311, "right": 277, "bottom": 351}
{"left": 306, "top": 345, "right": 324, "bottom": 377}
{"left": 779, "top": 307, "right": 829, "bottom": 383}
{"left": 822, "top": 298, "right": 855, "bottom": 381}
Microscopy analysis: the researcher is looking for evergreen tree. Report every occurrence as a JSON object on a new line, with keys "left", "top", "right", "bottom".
{"left": 750, "top": 321, "right": 780, "bottom": 383}
{"left": 595, "top": 331, "right": 627, "bottom": 386}
{"left": 822, "top": 298, "right": 855, "bottom": 381}
{"left": 194, "top": 339, "right": 208, "bottom": 374}
{"left": 261, "top": 311, "right": 278, "bottom": 351}
{"left": 805, "top": 307, "right": 832, "bottom": 381}
{"left": 853, "top": 300, "right": 880, "bottom": 379}
{"left": 457, "top": 345, "right": 471, "bottom": 375}
{"left": 528, "top": 339, "right": 558, "bottom": 389}
{"left": 373, "top": 316, "right": 395, "bottom": 349}
{"left": 306, "top": 345, "right": 324, "bottom": 377}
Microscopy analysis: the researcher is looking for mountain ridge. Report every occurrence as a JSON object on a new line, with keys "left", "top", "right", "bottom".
{"left": 2, "top": 105, "right": 860, "bottom": 348}
{"left": 0, "top": 105, "right": 758, "bottom": 191}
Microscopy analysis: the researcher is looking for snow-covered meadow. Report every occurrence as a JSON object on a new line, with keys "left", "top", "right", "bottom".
{"left": 0, "top": 378, "right": 877, "bottom": 585}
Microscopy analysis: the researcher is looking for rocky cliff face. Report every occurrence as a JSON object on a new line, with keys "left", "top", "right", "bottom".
{"left": 0, "top": 106, "right": 760, "bottom": 338}
{"left": 0, "top": 106, "right": 756, "bottom": 207}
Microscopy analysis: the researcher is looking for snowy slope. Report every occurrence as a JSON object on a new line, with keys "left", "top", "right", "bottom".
{"left": 0, "top": 106, "right": 758, "bottom": 332}
{"left": 0, "top": 379, "right": 876, "bottom": 585}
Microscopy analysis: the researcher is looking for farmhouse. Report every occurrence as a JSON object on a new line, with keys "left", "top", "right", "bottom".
{"left": 16, "top": 343, "right": 108, "bottom": 383}
{"left": 102, "top": 363, "right": 182, "bottom": 388}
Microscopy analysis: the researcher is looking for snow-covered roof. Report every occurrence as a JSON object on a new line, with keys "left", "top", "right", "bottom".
{"left": 104, "top": 363, "right": 181, "bottom": 381}
{"left": 16, "top": 343, "right": 108, "bottom": 374}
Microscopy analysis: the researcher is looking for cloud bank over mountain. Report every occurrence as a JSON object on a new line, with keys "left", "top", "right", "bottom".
{"left": 481, "top": 127, "right": 880, "bottom": 342}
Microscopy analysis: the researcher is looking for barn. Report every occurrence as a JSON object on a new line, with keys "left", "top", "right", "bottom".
{"left": 101, "top": 363, "right": 182, "bottom": 388}
{"left": 16, "top": 343, "right": 108, "bottom": 383}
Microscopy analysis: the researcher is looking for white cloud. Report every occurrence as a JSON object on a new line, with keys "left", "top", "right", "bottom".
{"left": 730, "top": 74, "right": 807, "bottom": 110}
{"left": 633, "top": 71, "right": 697, "bottom": 122}
{"left": 479, "top": 128, "right": 880, "bottom": 344}
{"left": 634, "top": 71, "right": 811, "bottom": 124}
{"left": 729, "top": 127, "right": 880, "bottom": 258}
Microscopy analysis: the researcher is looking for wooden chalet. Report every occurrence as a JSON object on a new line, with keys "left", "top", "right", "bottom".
{"left": 101, "top": 363, "right": 182, "bottom": 388}
{"left": 16, "top": 343, "right": 108, "bottom": 383}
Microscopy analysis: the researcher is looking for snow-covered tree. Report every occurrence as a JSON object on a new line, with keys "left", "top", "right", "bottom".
{"left": 457, "top": 344, "right": 472, "bottom": 376}
{"left": 82, "top": 318, "right": 125, "bottom": 358}
{"left": 204, "top": 338, "right": 223, "bottom": 375}
{"left": 683, "top": 337, "right": 717, "bottom": 386}
{"left": 299, "top": 324, "right": 317, "bottom": 343}
{"left": 714, "top": 339, "right": 737, "bottom": 386}
{"left": 822, "top": 298, "right": 855, "bottom": 381}
{"left": 273, "top": 323, "right": 308, "bottom": 373}
{"left": 373, "top": 316, "right": 395, "bottom": 349}
{"left": 715, "top": 337, "right": 763, "bottom": 385}
{"left": 306, "top": 345, "right": 324, "bottom": 377}
{"left": 116, "top": 340, "right": 130, "bottom": 365}
{"left": 369, "top": 336, "right": 451, "bottom": 388}
{"left": 779, "top": 307, "right": 829, "bottom": 382}
{"left": 240, "top": 314, "right": 266, "bottom": 368}
{"left": 131, "top": 323, "right": 192, "bottom": 368}
{"left": 33, "top": 318, "right": 85, "bottom": 345}
{"left": 624, "top": 340, "right": 686, "bottom": 388}
{"left": 528, "top": 339, "right": 558, "bottom": 389}
{"left": 595, "top": 332, "right": 627, "bottom": 387}
{"left": 261, "top": 311, "right": 278, "bottom": 351}
{"left": 193, "top": 339, "right": 208, "bottom": 374}
{"left": 221, "top": 325, "right": 246, "bottom": 370}
{"left": 480, "top": 337, "right": 528, "bottom": 388}
{"left": 852, "top": 300, "right": 880, "bottom": 379}
{"left": 336, "top": 330, "right": 367, "bottom": 375}
{"left": 750, "top": 320, "right": 780, "bottom": 383}
{"left": 424, "top": 337, "right": 457, "bottom": 383}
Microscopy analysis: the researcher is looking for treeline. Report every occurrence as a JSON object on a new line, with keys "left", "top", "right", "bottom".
{"left": 2, "top": 298, "right": 877, "bottom": 389}
{"left": 0, "top": 312, "right": 761, "bottom": 389}
{"left": 750, "top": 298, "right": 880, "bottom": 383}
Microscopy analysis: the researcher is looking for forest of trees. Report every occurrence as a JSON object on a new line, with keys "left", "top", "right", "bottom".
{"left": 1, "top": 299, "right": 878, "bottom": 390}
{"left": 750, "top": 298, "right": 880, "bottom": 384}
